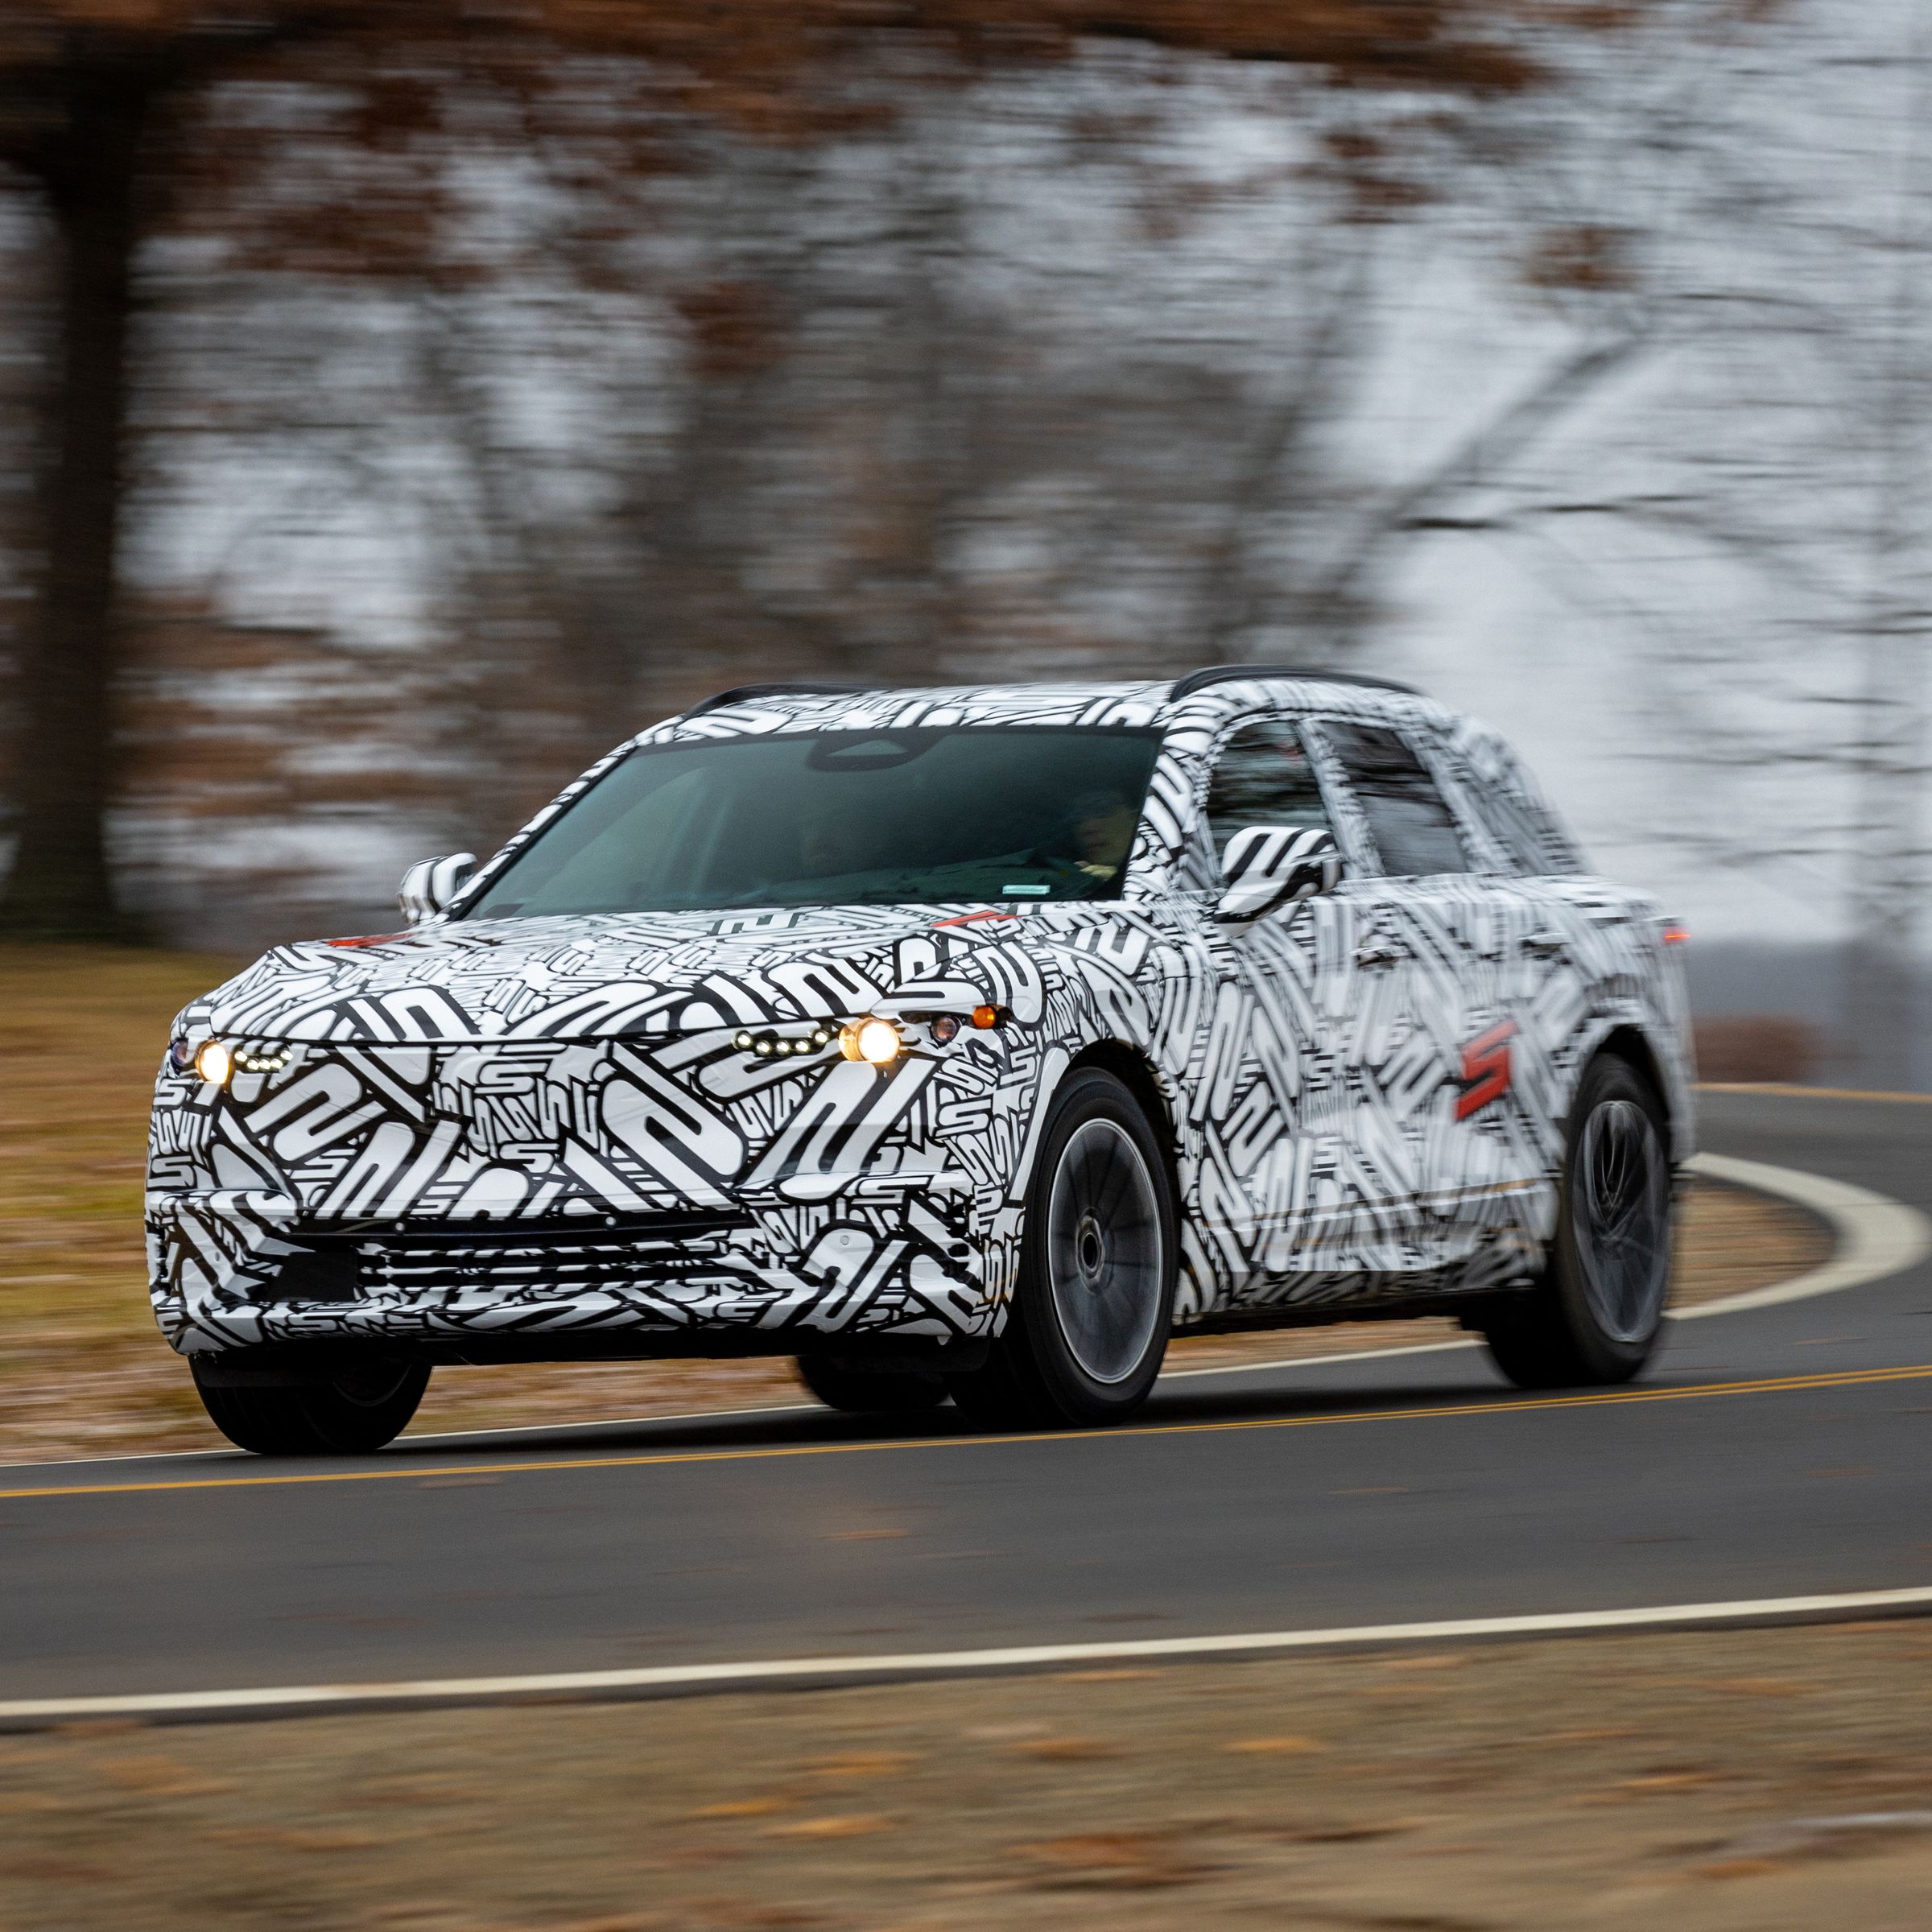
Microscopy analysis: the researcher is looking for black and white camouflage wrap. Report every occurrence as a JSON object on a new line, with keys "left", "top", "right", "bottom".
{"left": 1215, "top": 824, "right": 1343, "bottom": 924}
{"left": 146, "top": 677, "right": 1695, "bottom": 1360}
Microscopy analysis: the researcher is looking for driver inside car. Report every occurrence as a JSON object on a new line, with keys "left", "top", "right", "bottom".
{"left": 1067, "top": 787, "right": 1139, "bottom": 881}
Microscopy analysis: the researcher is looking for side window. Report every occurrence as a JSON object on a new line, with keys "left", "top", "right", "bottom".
{"left": 1203, "top": 718, "right": 1333, "bottom": 861}
{"left": 1476, "top": 754, "right": 1584, "bottom": 876}
{"left": 1323, "top": 722, "right": 1474, "bottom": 878}
{"left": 1458, "top": 774, "right": 1558, "bottom": 877}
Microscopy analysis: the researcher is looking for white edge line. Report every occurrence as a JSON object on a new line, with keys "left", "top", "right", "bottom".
{"left": 1162, "top": 1339, "right": 1476, "bottom": 1379}
{"left": 10, "top": 1400, "right": 831, "bottom": 1470}
{"left": 1676, "top": 1151, "right": 1932, "bottom": 1318}
{"left": 11, "top": 1153, "right": 1925, "bottom": 1476}
{"left": 7, "top": 1585, "right": 1931, "bottom": 1728}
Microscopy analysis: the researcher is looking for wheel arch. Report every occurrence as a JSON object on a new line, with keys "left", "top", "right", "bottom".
{"left": 1592, "top": 1022, "right": 1675, "bottom": 1139}
{"left": 1066, "top": 1038, "right": 1185, "bottom": 1182}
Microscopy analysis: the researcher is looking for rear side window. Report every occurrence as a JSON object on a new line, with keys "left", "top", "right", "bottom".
{"left": 1323, "top": 722, "right": 1474, "bottom": 877}
{"left": 1459, "top": 773, "right": 1564, "bottom": 877}
{"left": 1203, "top": 719, "right": 1333, "bottom": 861}
{"left": 1445, "top": 731, "right": 1586, "bottom": 876}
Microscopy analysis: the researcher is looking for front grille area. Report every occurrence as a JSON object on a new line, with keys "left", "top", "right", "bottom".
{"left": 263, "top": 1211, "right": 754, "bottom": 1301}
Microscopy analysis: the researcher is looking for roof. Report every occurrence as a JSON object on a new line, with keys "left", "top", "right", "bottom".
{"left": 667, "top": 671, "right": 1440, "bottom": 740}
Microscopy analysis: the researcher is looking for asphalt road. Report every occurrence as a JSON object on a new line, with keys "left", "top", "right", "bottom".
{"left": 6, "top": 1089, "right": 1931, "bottom": 1704}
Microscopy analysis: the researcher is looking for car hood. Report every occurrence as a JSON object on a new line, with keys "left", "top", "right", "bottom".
{"left": 181, "top": 906, "right": 1062, "bottom": 1045}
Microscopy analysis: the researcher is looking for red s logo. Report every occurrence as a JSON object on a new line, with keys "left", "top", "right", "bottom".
{"left": 1455, "top": 1021, "right": 1517, "bottom": 1121}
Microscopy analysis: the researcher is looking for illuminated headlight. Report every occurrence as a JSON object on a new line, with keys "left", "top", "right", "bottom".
{"left": 840, "top": 1016, "right": 904, "bottom": 1067}
{"left": 192, "top": 1039, "right": 234, "bottom": 1088}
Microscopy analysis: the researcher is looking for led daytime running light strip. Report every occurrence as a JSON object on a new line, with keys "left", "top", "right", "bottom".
{"left": 733, "top": 1026, "right": 838, "bottom": 1059}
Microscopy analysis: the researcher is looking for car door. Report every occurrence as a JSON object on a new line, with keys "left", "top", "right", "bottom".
{"left": 1308, "top": 716, "right": 1543, "bottom": 1280}
{"left": 1182, "top": 711, "right": 1404, "bottom": 1293}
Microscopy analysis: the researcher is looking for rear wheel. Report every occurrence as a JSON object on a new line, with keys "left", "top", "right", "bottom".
{"left": 190, "top": 1357, "right": 430, "bottom": 1455}
{"left": 947, "top": 1068, "right": 1176, "bottom": 1430}
{"left": 1480, "top": 1053, "right": 1673, "bottom": 1389}
{"left": 795, "top": 1356, "right": 948, "bottom": 1414}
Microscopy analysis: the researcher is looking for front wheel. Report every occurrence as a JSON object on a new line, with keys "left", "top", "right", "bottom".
{"left": 190, "top": 1357, "right": 430, "bottom": 1455}
{"left": 947, "top": 1068, "right": 1177, "bottom": 1430}
{"left": 1480, "top": 1053, "right": 1674, "bottom": 1389}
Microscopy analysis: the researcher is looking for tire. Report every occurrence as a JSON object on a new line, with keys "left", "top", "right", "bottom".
{"left": 795, "top": 1356, "right": 948, "bottom": 1414}
{"left": 1480, "top": 1053, "right": 1674, "bottom": 1389}
{"left": 947, "top": 1067, "right": 1177, "bottom": 1430}
{"left": 190, "top": 1357, "right": 430, "bottom": 1455}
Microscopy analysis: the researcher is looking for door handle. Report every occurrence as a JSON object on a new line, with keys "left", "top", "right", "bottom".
{"left": 1355, "top": 938, "right": 1406, "bottom": 968}
{"left": 1521, "top": 928, "right": 1565, "bottom": 957}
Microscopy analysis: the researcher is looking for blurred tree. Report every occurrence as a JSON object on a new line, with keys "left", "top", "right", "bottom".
{"left": 1400, "top": 0, "right": 1932, "bottom": 1082}
{"left": 0, "top": 0, "right": 1534, "bottom": 939}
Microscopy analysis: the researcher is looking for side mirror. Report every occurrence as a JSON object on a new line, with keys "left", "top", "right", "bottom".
{"left": 398, "top": 852, "right": 476, "bottom": 925}
{"left": 1213, "top": 825, "right": 1341, "bottom": 924}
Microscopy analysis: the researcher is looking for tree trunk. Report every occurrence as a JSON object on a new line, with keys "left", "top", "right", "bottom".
{"left": 1, "top": 68, "right": 151, "bottom": 940}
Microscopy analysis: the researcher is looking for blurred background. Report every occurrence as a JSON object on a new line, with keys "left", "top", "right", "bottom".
{"left": 2, "top": 0, "right": 1928, "bottom": 1087}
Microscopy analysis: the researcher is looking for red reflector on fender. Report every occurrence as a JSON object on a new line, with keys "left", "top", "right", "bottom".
{"left": 1661, "top": 922, "right": 1689, "bottom": 947}
{"left": 325, "top": 931, "right": 412, "bottom": 949}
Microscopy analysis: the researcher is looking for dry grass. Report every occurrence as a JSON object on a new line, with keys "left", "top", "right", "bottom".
{"left": 0, "top": 945, "right": 1829, "bottom": 1463}
{"left": 4, "top": 1619, "right": 1932, "bottom": 1928}
{"left": 1694, "top": 1013, "right": 1825, "bottom": 1084}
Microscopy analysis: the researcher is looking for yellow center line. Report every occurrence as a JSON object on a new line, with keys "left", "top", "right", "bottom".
{"left": 1696, "top": 1081, "right": 1932, "bottom": 1104}
{"left": 3, "top": 1362, "right": 1929, "bottom": 1505}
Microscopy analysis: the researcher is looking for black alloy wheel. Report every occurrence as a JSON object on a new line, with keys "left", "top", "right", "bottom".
{"left": 190, "top": 1356, "right": 431, "bottom": 1455}
{"left": 947, "top": 1067, "right": 1177, "bottom": 1430}
{"left": 1480, "top": 1052, "right": 1674, "bottom": 1389}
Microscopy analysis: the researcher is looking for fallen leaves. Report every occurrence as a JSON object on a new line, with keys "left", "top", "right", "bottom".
{"left": 802, "top": 1752, "right": 921, "bottom": 1781}
{"left": 763, "top": 1813, "right": 895, "bottom": 1839}
{"left": 1290, "top": 1819, "right": 1428, "bottom": 1843}
{"left": 6, "top": 1621, "right": 1930, "bottom": 1927}
{"left": 1014, "top": 1830, "right": 1211, "bottom": 1889}
{"left": 1576, "top": 1768, "right": 1732, "bottom": 1805}
{"left": 1009, "top": 1736, "right": 1121, "bottom": 1761}
{"left": 97, "top": 1753, "right": 235, "bottom": 1798}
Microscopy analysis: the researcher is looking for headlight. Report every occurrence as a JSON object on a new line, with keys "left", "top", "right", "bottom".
{"left": 192, "top": 1039, "right": 234, "bottom": 1088}
{"left": 840, "top": 1016, "right": 904, "bottom": 1067}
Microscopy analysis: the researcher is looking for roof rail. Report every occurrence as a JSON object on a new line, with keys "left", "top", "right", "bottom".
{"left": 685, "top": 681, "right": 864, "bottom": 717}
{"left": 1169, "top": 663, "right": 1422, "bottom": 703}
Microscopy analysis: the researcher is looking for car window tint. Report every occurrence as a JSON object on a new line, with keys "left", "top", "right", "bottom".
{"left": 1323, "top": 722, "right": 1474, "bottom": 877}
{"left": 1203, "top": 719, "right": 1332, "bottom": 861}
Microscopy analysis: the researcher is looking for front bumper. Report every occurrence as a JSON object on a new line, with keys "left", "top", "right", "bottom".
{"left": 147, "top": 1181, "right": 1009, "bottom": 1359}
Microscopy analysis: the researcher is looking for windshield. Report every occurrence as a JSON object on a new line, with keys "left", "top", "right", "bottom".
{"left": 460, "top": 726, "right": 1165, "bottom": 919}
